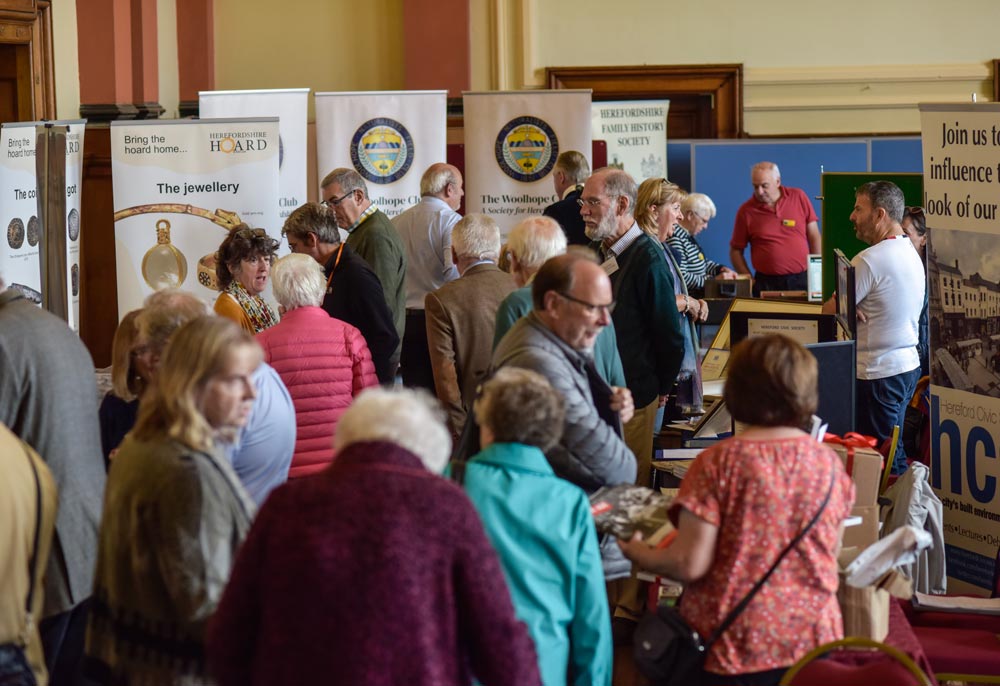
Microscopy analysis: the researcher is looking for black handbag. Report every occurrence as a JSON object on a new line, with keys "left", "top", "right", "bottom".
{"left": 633, "top": 469, "right": 836, "bottom": 685}
{"left": 0, "top": 440, "right": 43, "bottom": 686}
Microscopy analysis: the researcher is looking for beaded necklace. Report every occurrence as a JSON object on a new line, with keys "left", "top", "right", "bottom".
{"left": 226, "top": 280, "right": 278, "bottom": 333}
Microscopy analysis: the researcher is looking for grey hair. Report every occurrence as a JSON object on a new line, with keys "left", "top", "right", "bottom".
{"left": 682, "top": 193, "right": 717, "bottom": 220}
{"left": 595, "top": 167, "right": 637, "bottom": 216}
{"left": 320, "top": 167, "right": 369, "bottom": 200}
{"left": 420, "top": 163, "right": 459, "bottom": 196}
{"left": 554, "top": 150, "right": 590, "bottom": 183}
{"left": 506, "top": 216, "right": 567, "bottom": 271}
{"left": 857, "top": 181, "right": 905, "bottom": 223}
{"left": 452, "top": 213, "right": 501, "bottom": 262}
{"left": 333, "top": 387, "right": 452, "bottom": 473}
{"left": 752, "top": 161, "right": 780, "bottom": 180}
{"left": 137, "top": 289, "right": 209, "bottom": 350}
{"left": 474, "top": 367, "right": 565, "bottom": 452}
{"left": 271, "top": 253, "right": 326, "bottom": 310}
{"left": 282, "top": 202, "right": 341, "bottom": 245}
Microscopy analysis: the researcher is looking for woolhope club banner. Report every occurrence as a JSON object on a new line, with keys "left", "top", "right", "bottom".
{"left": 111, "top": 118, "right": 280, "bottom": 317}
{"left": 920, "top": 102, "right": 1000, "bottom": 594}
{"left": 199, "top": 88, "right": 309, "bottom": 221}
{"left": 463, "top": 90, "right": 592, "bottom": 235}
{"left": 314, "top": 91, "right": 447, "bottom": 218}
{"left": 591, "top": 100, "right": 669, "bottom": 181}
{"left": 0, "top": 120, "right": 86, "bottom": 331}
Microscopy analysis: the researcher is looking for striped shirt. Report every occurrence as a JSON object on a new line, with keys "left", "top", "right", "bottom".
{"left": 666, "top": 225, "right": 723, "bottom": 293}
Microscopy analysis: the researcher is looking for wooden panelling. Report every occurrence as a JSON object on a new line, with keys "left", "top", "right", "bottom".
{"left": 79, "top": 125, "right": 117, "bottom": 367}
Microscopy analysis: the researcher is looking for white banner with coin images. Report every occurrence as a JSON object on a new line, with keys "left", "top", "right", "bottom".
{"left": 199, "top": 88, "right": 309, "bottom": 221}
{"left": 591, "top": 100, "right": 669, "bottom": 181}
{"left": 463, "top": 89, "right": 593, "bottom": 235}
{"left": 111, "top": 117, "right": 281, "bottom": 318}
{"left": 314, "top": 90, "right": 447, "bottom": 218}
{"left": 0, "top": 120, "right": 86, "bottom": 331}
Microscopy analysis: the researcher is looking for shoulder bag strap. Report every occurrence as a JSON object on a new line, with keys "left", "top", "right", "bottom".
{"left": 704, "top": 467, "right": 837, "bottom": 648}
{"left": 19, "top": 439, "right": 43, "bottom": 646}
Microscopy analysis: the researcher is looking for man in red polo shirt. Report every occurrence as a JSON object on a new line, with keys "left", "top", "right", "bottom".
{"left": 730, "top": 161, "right": 821, "bottom": 296}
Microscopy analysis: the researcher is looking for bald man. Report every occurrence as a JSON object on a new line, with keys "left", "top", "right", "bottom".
{"left": 393, "top": 163, "right": 464, "bottom": 390}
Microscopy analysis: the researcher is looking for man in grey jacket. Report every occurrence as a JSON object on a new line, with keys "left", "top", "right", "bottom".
{"left": 0, "top": 274, "right": 105, "bottom": 683}
{"left": 493, "top": 252, "right": 636, "bottom": 579}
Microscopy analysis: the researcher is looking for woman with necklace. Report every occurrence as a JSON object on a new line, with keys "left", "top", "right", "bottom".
{"left": 214, "top": 225, "right": 280, "bottom": 333}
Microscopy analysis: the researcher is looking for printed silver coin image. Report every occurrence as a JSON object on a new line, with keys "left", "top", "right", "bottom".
{"left": 71, "top": 263, "right": 80, "bottom": 296}
{"left": 27, "top": 216, "right": 40, "bottom": 247}
{"left": 68, "top": 208, "right": 80, "bottom": 241}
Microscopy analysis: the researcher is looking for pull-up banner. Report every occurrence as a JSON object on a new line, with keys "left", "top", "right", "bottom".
{"left": 463, "top": 89, "right": 592, "bottom": 234}
{"left": 199, "top": 88, "right": 309, "bottom": 221}
{"left": 919, "top": 102, "right": 1000, "bottom": 594}
{"left": 591, "top": 99, "right": 670, "bottom": 180}
{"left": 314, "top": 90, "right": 447, "bottom": 218}
{"left": 0, "top": 119, "right": 86, "bottom": 331}
{"left": 111, "top": 117, "right": 280, "bottom": 317}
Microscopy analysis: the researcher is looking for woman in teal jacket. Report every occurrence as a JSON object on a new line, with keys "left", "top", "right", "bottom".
{"left": 462, "top": 367, "right": 613, "bottom": 686}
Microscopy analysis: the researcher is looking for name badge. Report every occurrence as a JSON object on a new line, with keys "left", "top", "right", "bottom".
{"left": 601, "top": 256, "right": 619, "bottom": 276}
{"left": 782, "top": 219, "right": 796, "bottom": 227}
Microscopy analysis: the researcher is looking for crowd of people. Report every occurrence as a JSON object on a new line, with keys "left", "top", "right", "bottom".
{"left": 0, "top": 153, "right": 929, "bottom": 686}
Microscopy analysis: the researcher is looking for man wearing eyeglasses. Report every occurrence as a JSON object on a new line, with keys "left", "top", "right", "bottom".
{"left": 321, "top": 168, "right": 407, "bottom": 376}
{"left": 730, "top": 161, "right": 821, "bottom": 297}
{"left": 493, "top": 252, "right": 637, "bottom": 581}
{"left": 580, "top": 168, "right": 684, "bottom": 479}
{"left": 392, "top": 163, "right": 464, "bottom": 391}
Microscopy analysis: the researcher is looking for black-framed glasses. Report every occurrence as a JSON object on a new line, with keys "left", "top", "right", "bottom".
{"left": 323, "top": 190, "right": 356, "bottom": 208}
{"left": 557, "top": 291, "right": 616, "bottom": 315}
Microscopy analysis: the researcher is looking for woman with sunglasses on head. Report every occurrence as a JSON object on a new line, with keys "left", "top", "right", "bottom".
{"left": 901, "top": 206, "right": 928, "bottom": 376}
{"left": 670, "top": 193, "right": 739, "bottom": 298}
{"left": 214, "top": 224, "right": 280, "bottom": 334}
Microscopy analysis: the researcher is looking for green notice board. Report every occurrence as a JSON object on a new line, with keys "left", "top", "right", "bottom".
{"left": 820, "top": 172, "right": 924, "bottom": 298}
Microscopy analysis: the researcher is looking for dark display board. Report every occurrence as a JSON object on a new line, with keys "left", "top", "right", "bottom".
{"left": 819, "top": 172, "right": 924, "bottom": 298}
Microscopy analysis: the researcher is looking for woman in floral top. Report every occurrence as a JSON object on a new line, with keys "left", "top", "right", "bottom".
{"left": 619, "top": 334, "right": 855, "bottom": 685}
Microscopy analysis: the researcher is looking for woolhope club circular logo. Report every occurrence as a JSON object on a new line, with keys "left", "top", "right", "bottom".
{"left": 495, "top": 116, "right": 558, "bottom": 182}
{"left": 351, "top": 118, "right": 414, "bottom": 184}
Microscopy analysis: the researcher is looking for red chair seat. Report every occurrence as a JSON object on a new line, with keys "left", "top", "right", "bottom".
{"left": 913, "top": 625, "right": 1000, "bottom": 675}
{"left": 791, "top": 657, "right": 929, "bottom": 685}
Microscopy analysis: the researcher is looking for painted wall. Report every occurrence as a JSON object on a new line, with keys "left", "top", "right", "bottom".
{"left": 158, "top": 0, "right": 180, "bottom": 119}
{"left": 213, "top": 0, "right": 405, "bottom": 120}
{"left": 53, "top": 0, "right": 80, "bottom": 120}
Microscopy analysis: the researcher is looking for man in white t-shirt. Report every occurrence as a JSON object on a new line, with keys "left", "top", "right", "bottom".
{"left": 840, "top": 181, "right": 924, "bottom": 473}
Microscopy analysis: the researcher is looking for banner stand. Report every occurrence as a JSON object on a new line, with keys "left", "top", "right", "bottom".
{"left": 36, "top": 124, "right": 69, "bottom": 323}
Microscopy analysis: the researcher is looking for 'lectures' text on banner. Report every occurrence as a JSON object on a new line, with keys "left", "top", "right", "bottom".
{"left": 920, "top": 103, "right": 1000, "bottom": 594}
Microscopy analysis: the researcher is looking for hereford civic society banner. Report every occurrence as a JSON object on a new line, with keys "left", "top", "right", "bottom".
{"left": 920, "top": 102, "right": 1000, "bottom": 594}
{"left": 591, "top": 100, "right": 669, "bottom": 180}
{"left": 0, "top": 120, "right": 86, "bottom": 331}
{"left": 111, "top": 118, "right": 279, "bottom": 317}
{"left": 314, "top": 91, "right": 447, "bottom": 218}
{"left": 463, "top": 90, "right": 592, "bottom": 235}
{"left": 199, "top": 88, "right": 308, "bottom": 221}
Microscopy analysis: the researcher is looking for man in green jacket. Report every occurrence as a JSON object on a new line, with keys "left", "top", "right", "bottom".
{"left": 321, "top": 167, "right": 407, "bottom": 374}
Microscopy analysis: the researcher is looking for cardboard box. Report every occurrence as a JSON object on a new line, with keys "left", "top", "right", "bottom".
{"left": 829, "top": 444, "right": 882, "bottom": 506}
{"left": 841, "top": 504, "right": 879, "bottom": 550}
{"left": 837, "top": 548, "right": 913, "bottom": 641}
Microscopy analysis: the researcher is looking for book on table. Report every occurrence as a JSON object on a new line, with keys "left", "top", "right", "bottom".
{"left": 589, "top": 484, "right": 675, "bottom": 545}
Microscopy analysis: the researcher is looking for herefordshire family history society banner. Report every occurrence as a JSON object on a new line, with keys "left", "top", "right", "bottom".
{"left": 314, "top": 90, "right": 447, "bottom": 218}
{"left": 591, "top": 100, "right": 669, "bottom": 181}
{"left": 111, "top": 117, "right": 280, "bottom": 317}
{"left": 199, "top": 88, "right": 309, "bottom": 221}
{"left": 1, "top": 120, "right": 86, "bottom": 331}
{"left": 464, "top": 90, "right": 592, "bottom": 234}
{"left": 920, "top": 102, "right": 1000, "bottom": 594}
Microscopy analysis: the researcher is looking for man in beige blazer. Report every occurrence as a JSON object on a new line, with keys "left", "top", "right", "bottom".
{"left": 426, "top": 214, "right": 516, "bottom": 439}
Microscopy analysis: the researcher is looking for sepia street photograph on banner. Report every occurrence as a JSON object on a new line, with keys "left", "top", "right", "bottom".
{"left": 927, "top": 228, "right": 1000, "bottom": 396}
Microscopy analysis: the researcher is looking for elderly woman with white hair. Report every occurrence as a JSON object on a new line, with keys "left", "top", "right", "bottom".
{"left": 668, "top": 192, "right": 738, "bottom": 297}
{"left": 207, "top": 387, "right": 542, "bottom": 686}
{"left": 255, "top": 253, "right": 378, "bottom": 478}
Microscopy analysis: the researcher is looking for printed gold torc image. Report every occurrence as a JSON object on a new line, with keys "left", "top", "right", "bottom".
{"left": 114, "top": 203, "right": 244, "bottom": 291}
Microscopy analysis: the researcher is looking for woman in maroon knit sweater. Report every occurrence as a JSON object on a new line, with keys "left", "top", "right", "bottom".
{"left": 207, "top": 387, "right": 541, "bottom": 686}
